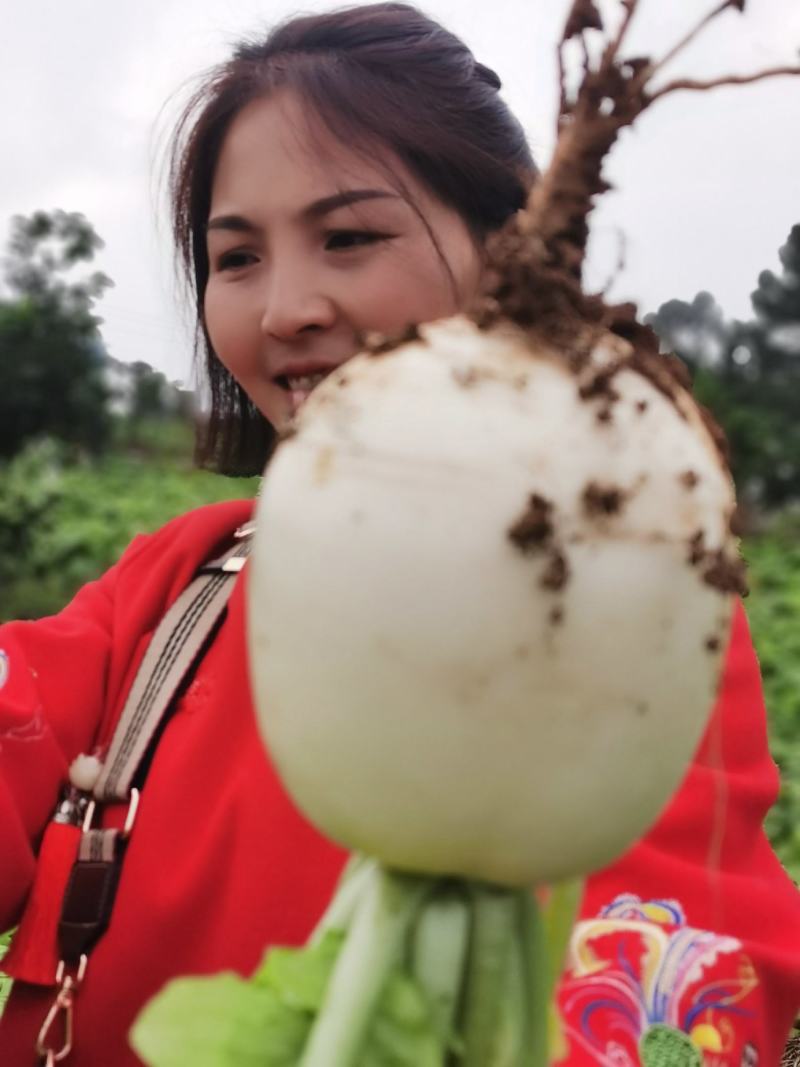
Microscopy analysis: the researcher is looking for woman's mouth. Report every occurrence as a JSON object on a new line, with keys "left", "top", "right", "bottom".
{"left": 274, "top": 370, "right": 334, "bottom": 414}
{"left": 287, "top": 372, "right": 329, "bottom": 391}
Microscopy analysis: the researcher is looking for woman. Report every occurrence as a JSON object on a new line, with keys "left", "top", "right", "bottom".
{"left": 1, "top": 4, "right": 798, "bottom": 1065}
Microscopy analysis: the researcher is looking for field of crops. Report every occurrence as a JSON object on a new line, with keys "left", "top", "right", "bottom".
{"left": 0, "top": 439, "right": 260, "bottom": 622}
{"left": 744, "top": 514, "right": 800, "bottom": 881}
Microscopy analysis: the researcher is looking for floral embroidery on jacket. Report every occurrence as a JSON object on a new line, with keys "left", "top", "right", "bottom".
{"left": 555, "top": 895, "right": 760, "bottom": 1066}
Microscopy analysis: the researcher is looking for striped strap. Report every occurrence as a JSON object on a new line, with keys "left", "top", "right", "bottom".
{"left": 93, "top": 530, "right": 252, "bottom": 803}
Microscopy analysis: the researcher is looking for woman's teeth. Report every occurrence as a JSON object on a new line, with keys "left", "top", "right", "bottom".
{"left": 287, "top": 372, "right": 328, "bottom": 391}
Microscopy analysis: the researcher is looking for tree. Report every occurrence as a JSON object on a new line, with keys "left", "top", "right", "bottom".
{"left": 752, "top": 224, "right": 800, "bottom": 334}
{"left": 646, "top": 291, "right": 730, "bottom": 369}
{"left": 0, "top": 210, "right": 113, "bottom": 457}
{"left": 648, "top": 225, "right": 800, "bottom": 509}
{"left": 741, "top": 228, "right": 800, "bottom": 505}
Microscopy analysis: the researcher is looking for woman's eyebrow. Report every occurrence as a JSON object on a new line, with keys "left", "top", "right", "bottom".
{"left": 206, "top": 189, "right": 399, "bottom": 234}
{"left": 206, "top": 214, "right": 260, "bottom": 234}
{"left": 303, "top": 189, "right": 399, "bottom": 219}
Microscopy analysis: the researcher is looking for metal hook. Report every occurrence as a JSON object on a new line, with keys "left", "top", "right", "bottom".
{"left": 35, "top": 956, "right": 87, "bottom": 1064}
{"left": 35, "top": 984, "right": 73, "bottom": 1063}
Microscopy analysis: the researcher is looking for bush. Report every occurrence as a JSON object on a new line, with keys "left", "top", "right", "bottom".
{"left": 0, "top": 438, "right": 258, "bottom": 621}
{"left": 743, "top": 514, "right": 800, "bottom": 882}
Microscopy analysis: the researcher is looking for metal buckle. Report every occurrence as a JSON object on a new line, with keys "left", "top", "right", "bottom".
{"left": 36, "top": 955, "right": 88, "bottom": 1064}
{"left": 81, "top": 787, "right": 140, "bottom": 840}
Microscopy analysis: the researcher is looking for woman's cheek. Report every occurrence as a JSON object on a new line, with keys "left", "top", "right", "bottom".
{"left": 368, "top": 235, "right": 475, "bottom": 328}
{"left": 204, "top": 282, "right": 252, "bottom": 375}
{"left": 343, "top": 259, "right": 445, "bottom": 335}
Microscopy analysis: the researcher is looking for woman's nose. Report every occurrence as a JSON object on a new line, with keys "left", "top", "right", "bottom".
{"left": 259, "top": 269, "right": 337, "bottom": 341}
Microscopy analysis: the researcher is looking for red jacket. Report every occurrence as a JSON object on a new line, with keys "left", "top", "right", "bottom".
{"left": 1, "top": 500, "right": 798, "bottom": 1066}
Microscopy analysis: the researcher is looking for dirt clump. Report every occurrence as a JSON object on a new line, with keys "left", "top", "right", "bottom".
{"left": 508, "top": 493, "right": 555, "bottom": 554}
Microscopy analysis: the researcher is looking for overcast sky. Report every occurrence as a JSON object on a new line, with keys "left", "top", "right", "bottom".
{"left": 2, "top": 0, "right": 799, "bottom": 385}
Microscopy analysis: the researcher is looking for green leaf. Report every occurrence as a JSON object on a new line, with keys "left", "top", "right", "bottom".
{"left": 129, "top": 972, "right": 311, "bottom": 1067}
{"left": 131, "top": 926, "right": 444, "bottom": 1067}
{"left": 360, "top": 973, "right": 443, "bottom": 1067}
{"left": 253, "top": 930, "right": 345, "bottom": 1011}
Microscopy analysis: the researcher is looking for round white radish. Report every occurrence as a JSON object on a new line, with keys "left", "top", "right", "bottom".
{"left": 247, "top": 315, "right": 740, "bottom": 887}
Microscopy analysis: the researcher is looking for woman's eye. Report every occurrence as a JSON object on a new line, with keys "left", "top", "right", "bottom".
{"left": 216, "top": 250, "right": 256, "bottom": 271}
{"left": 325, "top": 230, "right": 390, "bottom": 252}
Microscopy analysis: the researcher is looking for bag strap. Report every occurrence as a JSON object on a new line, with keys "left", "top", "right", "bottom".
{"left": 27, "top": 525, "right": 255, "bottom": 1063}
{"left": 93, "top": 524, "right": 253, "bottom": 803}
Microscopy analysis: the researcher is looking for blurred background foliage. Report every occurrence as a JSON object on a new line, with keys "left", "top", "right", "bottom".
{"left": 647, "top": 224, "right": 800, "bottom": 511}
{"left": 0, "top": 210, "right": 798, "bottom": 882}
{"left": 0, "top": 210, "right": 259, "bottom": 621}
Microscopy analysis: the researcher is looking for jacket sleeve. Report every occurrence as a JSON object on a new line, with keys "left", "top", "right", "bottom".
{"left": 0, "top": 538, "right": 149, "bottom": 930}
{"left": 556, "top": 601, "right": 800, "bottom": 1067}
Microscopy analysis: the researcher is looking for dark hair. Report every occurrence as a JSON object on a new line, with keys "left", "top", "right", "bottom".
{"left": 169, "top": 2, "right": 537, "bottom": 474}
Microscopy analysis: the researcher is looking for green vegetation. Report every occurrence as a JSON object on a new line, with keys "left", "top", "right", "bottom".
{"left": 0, "top": 431, "right": 258, "bottom": 622}
{"left": 131, "top": 920, "right": 448, "bottom": 1067}
{"left": 0, "top": 928, "right": 12, "bottom": 1015}
{"left": 0, "top": 210, "right": 113, "bottom": 459}
{"left": 648, "top": 224, "right": 800, "bottom": 511}
{"left": 743, "top": 514, "right": 800, "bottom": 882}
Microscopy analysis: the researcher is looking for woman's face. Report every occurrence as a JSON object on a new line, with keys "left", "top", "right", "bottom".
{"left": 204, "top": 91, "right": 483, "bottom": 432}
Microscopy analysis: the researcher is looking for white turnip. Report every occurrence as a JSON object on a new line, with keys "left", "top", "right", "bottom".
{"left": 249, "top": 319, "right": 739, "bottom": 887}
